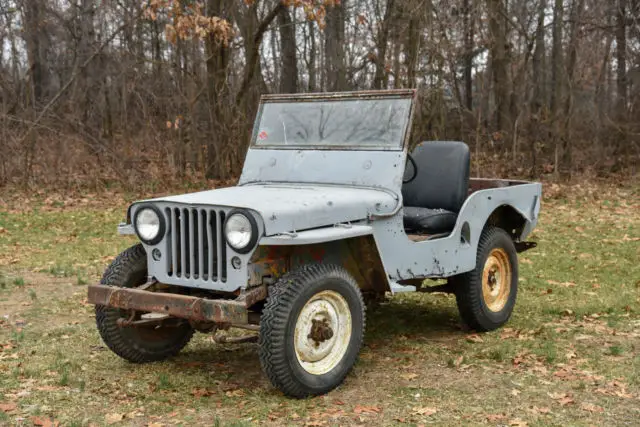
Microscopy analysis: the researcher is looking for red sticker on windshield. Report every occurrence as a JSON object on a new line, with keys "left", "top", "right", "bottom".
{"left": 258, "top": 131, "right": 268, "bottom": 140}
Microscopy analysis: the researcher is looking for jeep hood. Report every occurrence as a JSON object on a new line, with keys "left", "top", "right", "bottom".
{"left": 144, "top": 184, "right": 399, "bottom": 236}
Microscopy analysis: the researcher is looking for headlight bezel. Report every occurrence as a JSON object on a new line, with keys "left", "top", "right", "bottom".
{"left": 133, "top": 204, "right": 166, "bottom": 246}
{"left": 224, "top": 210, "right": 259, "bottom": 254}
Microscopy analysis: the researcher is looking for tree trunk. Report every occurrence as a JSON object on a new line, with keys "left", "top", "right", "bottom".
{"left": 307, "top": 20, "right": 317, "bottom": 92}
{"left": 237, "top": 2, "right": 268, "bottom": 105}
{"left": 324, "top": 1, "right": 348, "bottom": 91}
{"left": 463, "top": 0, "right": 474, "bottom": 111}
{"left": 278, "top": 7, "right": 298, "bottom": 93}
{"left": 559, "top": 0, "right": 585, "bottom": 174}
{"left": 550, "top": 0, "right": 564, "bottom": 116}
{"left": 486, "top": 0, "right": 511, "bottom": 132}
{"left": 205, "top": 0, "right": 231, "bottom": 180}
{"left": 77, "top": 0, "right": 96, "bottom": 119}
{"left": 23, "top": 0, "right": 50, "bottom": 103}
{"left": 373, "top": 0, "right": 395, "bottom": 90}
{"left": 405, "top": 11, "right": 420, "bottom": 88}
{"left": 615, "top": 0, "right": 628, "bottom": 115}
{"left": 531, "top": 0, "right": 546, "bottom": 114}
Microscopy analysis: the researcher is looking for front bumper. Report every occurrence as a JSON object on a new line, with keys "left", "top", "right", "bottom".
{"left": 88, "top": 284, "right": 250, "bottom": 324}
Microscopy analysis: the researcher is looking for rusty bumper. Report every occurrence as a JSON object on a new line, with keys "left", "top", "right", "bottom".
{"left": 87, "top": 284, "right": 248, "bottom": 324}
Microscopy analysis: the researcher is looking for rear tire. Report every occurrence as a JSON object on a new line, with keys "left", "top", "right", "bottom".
{"left": 454, "top": 227, "right": 518, "bottom": 332}
{"left": 259, "top": 264, "right": 365, "bottom": 398}
{"left": 95, "top": 244, "right": 194, "bottom": 363}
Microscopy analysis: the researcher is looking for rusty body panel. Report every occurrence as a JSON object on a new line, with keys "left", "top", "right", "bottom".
{"left": 248, "top": 236, "right": 388, "bottom": 294}
{"left": 88, "top": 284, "right": 249, "bottom": 324}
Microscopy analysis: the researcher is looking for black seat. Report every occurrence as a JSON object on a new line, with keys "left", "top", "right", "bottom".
{"left": 402, "top": 141, "right": 470, "bottom": 235}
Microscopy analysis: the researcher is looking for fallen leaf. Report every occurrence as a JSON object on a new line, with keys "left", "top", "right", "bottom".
{"left": 31, "top": 417, "right": 60, "bottom": 427}
{"left": 412, "top": 406, "right": 437, "bottom": 416}
{"left": 558, "top": 396, "right": 575, "bottom": 406}
{"left": 147, "top": 423, "right": 163, "bottom": 427}
{"left": 401, "top": 373, "right": 418, "bottom": 380}
{"left": 225, "top": 389, "right": 245, "bottom": 397}
{"left": 565, "top": 350, "right": 577, "bottom": 360}
{"left": 580, "top": 403, "right": 604, "bottom": 413}
{"left": 0, "top": 402, "right": 17, "bottom": 412}
{"left": 574, "top": 334, "right": 592, "bottom": 341}
{"left": 548, "top": 280, "right": 576, "bottom": 288}
{"left": 466, "top": 334, "right": 484, "bottom": 343}
{"left": 486, "top": 413, "right": 507, "bottom": 422}
{"left": 353, "top": 405, "right": 382, "bottom": 415}
{"left": 528, "top": 406, "right": 551, "bottom": 414}
{"left": 191, "top": 388, "right": 215, "bottom": 397}
{"left": 106, "top": 413, "right": 125, "bottom": 424}
{"left": 548, "top": 392, "right": 575, "bottom": 406}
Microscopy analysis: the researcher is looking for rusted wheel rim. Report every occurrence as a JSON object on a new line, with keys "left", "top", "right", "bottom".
{"left": 482, "top": 248, "right": 512, "bottom": 312}
{"left": 294, "top": 290, "right": 352, "bottom": 376}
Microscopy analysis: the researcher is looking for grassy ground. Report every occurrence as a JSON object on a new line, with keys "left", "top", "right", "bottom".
{"left": 0, "top": 183, "right": 639, "bottom": 426}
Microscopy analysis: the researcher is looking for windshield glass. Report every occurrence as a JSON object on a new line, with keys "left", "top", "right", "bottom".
{"left": 253, "top": 97, "right": 412, "bottom": 150}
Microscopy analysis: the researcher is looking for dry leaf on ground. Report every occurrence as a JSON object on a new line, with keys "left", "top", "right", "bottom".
{"left": 486, "top": 414, "right": 507, "bottom": 422}
{"left": 581, "top": 403, "right": 604, "bottom": 413}
{"left": 106, "top": 413, "right": 125, "bottom": 424}
{"left": 401, "top": 373, "right": 418, "bottom": 380}
{"left": 0, "top": 402, "right": 17, "bottom": 413}
{"left": 31, "top": 417, "right": 60, "bottom": 427}
{"left": 353, "top": 405, "right": 382, "bottom": 415}
{"left": 466, "top": 334, "right": 484, "bottom": 343}
{"left": 412, "top": 406, "right": 437, "bottom": 416}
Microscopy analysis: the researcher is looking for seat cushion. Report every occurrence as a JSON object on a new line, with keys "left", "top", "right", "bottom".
{"left": 403, "top": 207, "right": 457, "bottom": 234}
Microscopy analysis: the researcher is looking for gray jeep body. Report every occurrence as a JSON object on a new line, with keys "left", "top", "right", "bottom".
{"left": 117, "top": 90, "right": 541, "bottom": 297}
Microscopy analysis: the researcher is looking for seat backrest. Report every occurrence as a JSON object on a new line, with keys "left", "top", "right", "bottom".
{"left": 402, "top": 141, "right": 470, "bottom": 213}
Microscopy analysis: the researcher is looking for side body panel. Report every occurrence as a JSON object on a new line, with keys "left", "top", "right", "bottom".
{"left": 372, "top": 183, "right": 542, "bottom": 281}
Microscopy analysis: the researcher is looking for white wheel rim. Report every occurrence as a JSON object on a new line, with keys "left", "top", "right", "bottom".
{"left": 294, "top": 290, "right": 352, "bottom": 376}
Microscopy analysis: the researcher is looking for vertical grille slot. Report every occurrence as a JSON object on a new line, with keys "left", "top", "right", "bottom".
{"left": 219, "top": 211, "right": 227, "bottom": 282}
{"left": 199, "top": 210, "right": 207, "bottom": 280}
{"left": 165, "top": 206, "right": 227, "bottom": 282}
{"left": 165, "top": 208, "right": 174, "bottom": 276}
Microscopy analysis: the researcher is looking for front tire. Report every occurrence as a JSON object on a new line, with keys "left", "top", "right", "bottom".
{"left": 454, "top": 227, "right": 519, "bottom": 332}
{"left": 259, "top": 264, "right": 365, "bottom": 398}
{"left": 95, "top": 244, "right": 194, "bottom": 363}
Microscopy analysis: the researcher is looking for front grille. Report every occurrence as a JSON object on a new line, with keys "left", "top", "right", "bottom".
{"left": 165, "top": 207, "right": 227, "bottom": 282}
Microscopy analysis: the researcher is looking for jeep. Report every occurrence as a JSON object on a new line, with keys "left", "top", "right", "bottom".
{"left": 88, "top": 90, "right": 541, "bottom": 398}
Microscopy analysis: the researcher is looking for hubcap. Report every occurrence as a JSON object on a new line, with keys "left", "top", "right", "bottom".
{"left": 482, "top": 248, "right": 512, "bottom": 312}
{"left": 294, "top": 290, "right": 352, "bottom": 376}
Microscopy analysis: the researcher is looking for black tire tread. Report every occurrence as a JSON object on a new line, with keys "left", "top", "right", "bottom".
{"left": 95, "top": 244, "right": 194, "bottom": 363}
{"left": 258, "top": 264, "right": 365, "bottom": 398}
{"left": 454, "top": 226, "right": 518, "bottom": 332}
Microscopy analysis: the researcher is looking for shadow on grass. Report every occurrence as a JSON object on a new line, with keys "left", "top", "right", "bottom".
{"left": 159, "top": 295, "right": 464, "bottom": 388}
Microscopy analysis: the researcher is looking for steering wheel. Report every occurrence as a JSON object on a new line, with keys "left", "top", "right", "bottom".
{"left": 403, "top": 153, "right": 418, "bottom": 184}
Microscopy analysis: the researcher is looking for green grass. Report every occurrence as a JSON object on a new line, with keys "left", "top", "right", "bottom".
{"left": 0, "top": 184, "right": 639, "bottom": 426}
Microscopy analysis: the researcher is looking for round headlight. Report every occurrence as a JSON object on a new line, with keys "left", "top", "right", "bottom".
{"left": 224, "top": 212, "right": 257, "bottom": 253}
{"left": 134, "top": 206, "right": 164, "bottom": 245}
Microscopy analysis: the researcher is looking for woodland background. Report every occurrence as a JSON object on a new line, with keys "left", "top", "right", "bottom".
{"left": 0, "top": 0, "right": 638, "bottom": 190}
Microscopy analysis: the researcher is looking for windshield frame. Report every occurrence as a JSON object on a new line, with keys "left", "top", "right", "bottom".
{"left": 250, "top": 90, "right": 416, "bottom": 152}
